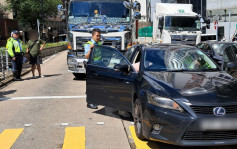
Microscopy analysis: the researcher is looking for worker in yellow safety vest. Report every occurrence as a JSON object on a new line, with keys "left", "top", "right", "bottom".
{"left": 6, "top": 30, "right": 24, "bottom": 81}
{"left": 84, "top": 28, "right": 102, "bottom": 60}
{"left": 84, "top": 28, "right": 102, "bottom": 109}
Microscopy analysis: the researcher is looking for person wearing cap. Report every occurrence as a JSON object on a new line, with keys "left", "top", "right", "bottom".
{"left": 6, "top": 30, "right": 24, "bottom": 81}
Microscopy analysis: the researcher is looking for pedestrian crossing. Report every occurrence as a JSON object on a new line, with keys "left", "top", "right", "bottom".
{"left": 0, "top": 127, "right": 86, "bottom": 149}
{"left": 0, "top": 128, "right": 24, "bottom": 149}
{"left": 62, "top": 127, "right": 86, "bottom": 149}
{"left": 0, "top": 126, "right": 234, "bottom": 149}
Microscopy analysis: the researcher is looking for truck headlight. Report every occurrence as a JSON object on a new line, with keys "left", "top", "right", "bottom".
{"left": 147, "top": 92, "right": 183, "bottom": 112}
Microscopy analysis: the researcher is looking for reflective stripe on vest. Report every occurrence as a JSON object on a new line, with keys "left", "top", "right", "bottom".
{"left": 85, "top": 41, "right": 102, "bottom": 61}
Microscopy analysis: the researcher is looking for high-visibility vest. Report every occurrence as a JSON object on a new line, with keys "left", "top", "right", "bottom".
{"left": 6, "top": 37, "right": 23, "bottom": 57}
{"left": 85, "top": 41, "right": 102, "bottom": 61}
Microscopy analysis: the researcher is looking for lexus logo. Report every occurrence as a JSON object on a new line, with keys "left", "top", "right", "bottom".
{"left": 213, "top": 107, "right": 226, "bottom": 116}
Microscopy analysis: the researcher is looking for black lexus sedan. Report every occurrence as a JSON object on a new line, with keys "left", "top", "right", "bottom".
{"left": 86, "top": 44, "right": 237, "bottom": 146}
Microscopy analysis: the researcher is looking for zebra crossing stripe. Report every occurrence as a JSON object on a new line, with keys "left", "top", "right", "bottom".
{"left": 0, "top": 128, "right": 24, "bottom": 149}
{"left": 62, "top": 127, "right": 86, "bottom": 149}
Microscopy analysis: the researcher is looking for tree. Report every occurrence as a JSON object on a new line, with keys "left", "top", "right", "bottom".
{"left": 5, "top": 0, "right": 61, "bottom": 29}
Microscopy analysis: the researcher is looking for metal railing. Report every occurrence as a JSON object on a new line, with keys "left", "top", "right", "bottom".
{"left": 0, "top": 49, "right": 11, "bottom": 80}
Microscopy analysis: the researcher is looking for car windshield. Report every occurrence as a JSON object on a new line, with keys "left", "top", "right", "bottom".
{"left": 144, "top": 48, "right": 218, "bottom": 71}
{"left": 212, "top": 43, "right": 237, "bottom": 56}
{"left": 165, "top": 16, "right": 200, "bottom": 31}
{"left": 69, "top": 1, "right": 129, "bottom": 24}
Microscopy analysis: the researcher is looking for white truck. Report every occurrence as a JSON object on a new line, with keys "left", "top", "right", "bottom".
{"left": 58, "top": 0, "right": 141, "bottom": 79}
{"left": 138, "top": 3, "right": 202, "bottom": 45}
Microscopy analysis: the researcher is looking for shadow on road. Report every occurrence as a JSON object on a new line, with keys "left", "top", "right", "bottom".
{"left": 0, "top": 90, "right": 17, "bottom": 98}
{"left": 23, "top": 74, "right": 62, "bottom": 80}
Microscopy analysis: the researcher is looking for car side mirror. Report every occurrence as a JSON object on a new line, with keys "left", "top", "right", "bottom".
{"left": 133, "top": 12, "right": 141, "bottom": 20}
{"left": 114, "top": 64, "right": 130, "bottom": 72}
{"left": 227, "top": 62, "right": 237, "bottom": 69}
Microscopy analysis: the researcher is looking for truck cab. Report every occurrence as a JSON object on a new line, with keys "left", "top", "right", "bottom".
{"left": 65, "top": 0, "right": 135, "bottom": 79}
{"left": 153, "top": 3, "right": 202, "bottom": 45}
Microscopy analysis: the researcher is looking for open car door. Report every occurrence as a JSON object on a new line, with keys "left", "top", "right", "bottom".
{"left": 86, "top": 45, "right": 137, "bottom": 112}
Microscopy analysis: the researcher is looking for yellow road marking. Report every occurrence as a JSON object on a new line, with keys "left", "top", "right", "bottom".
{"left": 62, "top": 127, "right": 86, "bottom": 149}
{"left": 0, "top": 128, "right": 24, "bottom": 149}
{"left": 129, "top": 126, "right": 158, "bottom": 149}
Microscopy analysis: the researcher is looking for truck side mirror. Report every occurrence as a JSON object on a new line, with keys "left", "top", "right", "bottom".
{"left": 206, "top": 19, "right": 211, "bottom": 25}
{"left": 158, "top": 25, "right": 163, "bottom": 29}
{"left": 133, "top": 12, "right": 141, "bottom": 20}
{"left": 158, "top": 17, "right": 164, "bottom": 29}
{"left": 57, "top": 4, "right": 67, "bottom": 20}
{"left": 123, "top": 1, "right": 131, "bottom": 9}
{"left": 133, "top": 1, "right": 141, "bottom": 13}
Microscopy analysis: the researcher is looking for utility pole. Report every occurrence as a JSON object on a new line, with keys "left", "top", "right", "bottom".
{"left": 41, "top": 0, "right": 45, "bottom": 40}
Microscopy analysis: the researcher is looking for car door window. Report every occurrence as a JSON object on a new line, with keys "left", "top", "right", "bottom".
{"left": 124, "top": 46, "right": 135, "bottom": 61}
{"left": 91, "top": 45, "right": 129, "bottom": 69}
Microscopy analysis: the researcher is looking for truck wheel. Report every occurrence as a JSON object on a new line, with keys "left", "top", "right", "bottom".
{"left": 133, "top": 99, "right": 146, "bottom": 140}
{"left": 73, "top": 73, "right": 85, "bottom": 79}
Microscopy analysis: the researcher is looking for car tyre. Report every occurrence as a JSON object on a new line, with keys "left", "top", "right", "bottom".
{"left": 133, "top": 99, "right": 146, "bottom": 140}
{"left": 73, "top": 73, "right": 85, "bottom": 79}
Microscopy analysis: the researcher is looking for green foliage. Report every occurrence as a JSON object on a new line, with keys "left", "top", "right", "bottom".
{"left": 1, "top": 41, "right": 67, "bottom": 55}
{"left": 5, "top": 0, "right": 61, "bottom": 29}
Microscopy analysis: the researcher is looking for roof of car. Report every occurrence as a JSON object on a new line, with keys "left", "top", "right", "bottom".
{"left": 142, "top": 43, "right": 196, "bottom": 51}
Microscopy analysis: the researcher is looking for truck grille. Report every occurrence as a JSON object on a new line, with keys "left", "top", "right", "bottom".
{"left": 76, "top": 37, "right": 91, "bottom": 50}
{"left": 183, "top": 131, "right": 237, "bottom": 140}
{"left": 76, "top": 37, "right": 122, "bottom": 50}
{"left": 103, "top": 38, "right": 122, "bottom": 50}
{"left": 171, "top": 35, "right": 197, "bottom": 45}
{"left": 191, "top": 105, "right": 237, "bottom": 114}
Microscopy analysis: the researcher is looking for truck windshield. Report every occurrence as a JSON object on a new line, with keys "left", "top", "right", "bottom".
{"left": 69, "top": 1, "right": 129, "bottom": 24}
{"left": 165, "top": 16, "right": 200, "bottom": 31}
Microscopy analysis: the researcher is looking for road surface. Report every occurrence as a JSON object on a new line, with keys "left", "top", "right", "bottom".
{"left": 0, "top": 51, "right": 237, "bottom": 149}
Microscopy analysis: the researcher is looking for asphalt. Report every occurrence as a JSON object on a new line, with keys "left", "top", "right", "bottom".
{"left": 1, "top": 51, "right": 237, "bottom": 149}
{"left": 0, "top": 51, "right": 130, "bottom": 149}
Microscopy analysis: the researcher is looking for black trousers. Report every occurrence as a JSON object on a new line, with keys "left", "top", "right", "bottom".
{"left": 11, "top": 55, "right": 23, "bottom": 78}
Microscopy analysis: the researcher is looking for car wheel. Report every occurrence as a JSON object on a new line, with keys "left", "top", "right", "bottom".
{"left": 73, "top": 73, "right": 85, "bottom": 79}
{"left": 133, "top": 99, "right": 146, "bottom": 140}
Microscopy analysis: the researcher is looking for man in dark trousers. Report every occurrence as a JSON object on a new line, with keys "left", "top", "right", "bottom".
{"left": 6, "top": 30, "right": 24, "bottom": 81}
{"left": 84, "top": 28, "right": 102, "bottom": 109}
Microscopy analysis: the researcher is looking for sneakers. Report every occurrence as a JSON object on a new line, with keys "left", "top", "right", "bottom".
{"left": 39, "top": 75, "right": 45, "bottom": 78}
{"left": 32, "top": 75, "right": 44, "bottom": 79}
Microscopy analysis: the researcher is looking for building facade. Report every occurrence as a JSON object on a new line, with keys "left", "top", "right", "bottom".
{"left": 206, "top": 0, "right": 237, "bottom": 41}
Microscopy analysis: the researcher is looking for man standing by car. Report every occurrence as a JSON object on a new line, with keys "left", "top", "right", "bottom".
{"left": 84, "top": 28, "right": 102, "bottom": 109}
{"left": 6, "top": 30, "right": 24, "bottom": 81}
